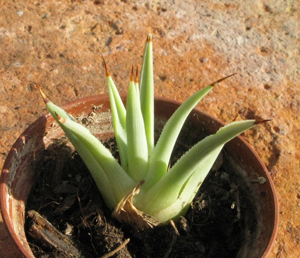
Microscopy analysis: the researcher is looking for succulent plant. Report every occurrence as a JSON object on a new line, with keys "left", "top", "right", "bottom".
{"left": 38, "top": 34, "right": 267, "bottom": 229}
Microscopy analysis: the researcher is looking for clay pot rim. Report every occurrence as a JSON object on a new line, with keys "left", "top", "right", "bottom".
{"left": 0, "top": 93, "right": 279, "bottom": 258}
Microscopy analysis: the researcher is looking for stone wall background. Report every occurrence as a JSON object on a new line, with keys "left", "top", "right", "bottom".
{"left": 0, "top": 0, "right": 299, "bottom": 257}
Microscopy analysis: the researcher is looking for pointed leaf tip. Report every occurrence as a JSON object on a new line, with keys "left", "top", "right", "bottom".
{"left": 130, "top": 65, "right": 134, "bottom": 81}
{"left": 232, "top": 113, "right": 240, "bottom": 122}
{"left": 210, "top": 73, "right": 237, "bottom": 87}
{"left": 102, "top": 54, "right": 110, "bottom": 77}
{"left": 37, "top": 85, "right": 49, "bottom": 104}
{"left": 254, "top": 119, "right": 272, "bottom": 125}
{"left": 135, "top": 66, "right": 139, "bottom": 83}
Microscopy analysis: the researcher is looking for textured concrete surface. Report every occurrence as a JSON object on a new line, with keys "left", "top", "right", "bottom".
{"left": 0, "top": 0, "right": 299, "bottom": 257}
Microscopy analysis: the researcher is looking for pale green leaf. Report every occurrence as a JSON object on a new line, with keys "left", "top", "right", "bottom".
{"left": 137, "top": 120, "right": 257, "bottom": 215}
{"left": 126, "top": 77, "right": 149, "bottom": 182}
{"left": 45, "top": 102, "right": 136, "bottom": 203}
{"left": 143, "top": 84, "right": 214, "bottom": 191}
{"left": 106, "top": 75, "right": 128, "bottom": 172}
{"left": 65, "top": 131, "right": 117, "bottom": 209}
{"left": 139, "top": 34, "right": 154, "bottom": 155}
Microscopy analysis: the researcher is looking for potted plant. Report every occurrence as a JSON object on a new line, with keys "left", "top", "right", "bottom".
{"left": 0, "top": 35, "right": 278, "bottom": 257}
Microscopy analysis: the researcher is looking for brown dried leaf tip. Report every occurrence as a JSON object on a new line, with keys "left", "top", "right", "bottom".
{"left": 37, "top": 85, "right": 50, "bottom": 104}
{"left": 232, "top": 113, "right": 241, "bottom": 122}
{"left": 210, "top": 73, "right": 237, "bottom": 87}
{"left": 135, "top": 66, "right": 139, "bottom": 84}
{"left": 130, "top": 65, "right": 134, "bottom": 82}
{"left": 102, "top": 54, "right": 110, "bottom": 77}
{"left": 254, "top": 119, "right": 272, "bottom": 125}
{"left": 147, "top": 33, "right": 152, "bottom": 42}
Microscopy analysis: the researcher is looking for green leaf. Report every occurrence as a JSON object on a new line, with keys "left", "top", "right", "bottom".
{"left": 43, "top": 97, "right": 136, "bottom": 204}
{"left": 139, "top": 34, "right": 154, "bottom": 155}
{"left": 65, "top": 131, "right": 117, "bottom": 210}
{"left": 105, "top": 59, "right": 128, "bottom": 172}
{"left": 57, "top": 117, "right": 136, "bottom": 203}
{"left": 46, "top": 101, "right": 75, "bottom": 122}
{"left": 143, "top": 84, "right": 214, "bottom": 191}
{"left": 137, "top": 120, "right": 257, "bottom": 215}
{"left": 126, "top": 72, "right": 149, "bottom": 182}
{"left": 143, "top": 74, "right": 235, "bottom": 191}
{"left": 149, "top": 146, "right": 222, "bottom": 223}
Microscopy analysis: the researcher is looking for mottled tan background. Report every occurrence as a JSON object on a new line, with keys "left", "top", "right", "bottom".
{"left": 0, "top": 0, "right": 299, "bottom": 257}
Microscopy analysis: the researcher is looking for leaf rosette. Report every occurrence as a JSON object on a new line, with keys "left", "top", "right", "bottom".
{"left": 38, "top": 34, "right": 267, "bottom": 229}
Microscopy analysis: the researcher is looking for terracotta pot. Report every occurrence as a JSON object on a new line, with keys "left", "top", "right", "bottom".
{"left": 0, "top": 94, "right": 278, "bottom": 258}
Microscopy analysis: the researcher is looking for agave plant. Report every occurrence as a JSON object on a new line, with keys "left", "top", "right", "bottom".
{"left": 38, "top": 34, "right": 266, "bottom": 229}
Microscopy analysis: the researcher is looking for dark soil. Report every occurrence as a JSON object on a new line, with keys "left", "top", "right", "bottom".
{"left": 26, "top": 136, "right": 257, "bottom": 258}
